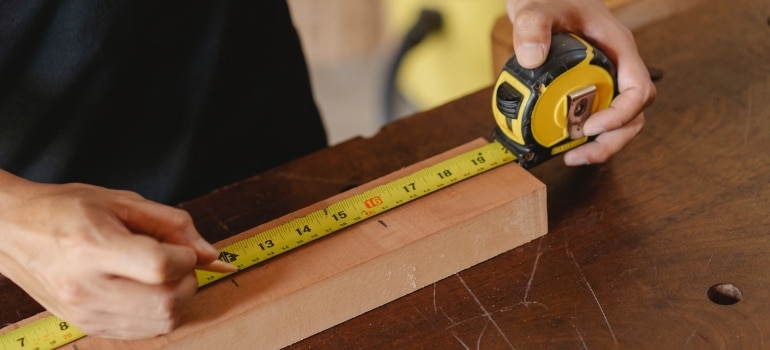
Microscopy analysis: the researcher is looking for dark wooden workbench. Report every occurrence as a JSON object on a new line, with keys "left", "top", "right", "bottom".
{"left": 3, "top": 0, "right": 769, "bottom": 347}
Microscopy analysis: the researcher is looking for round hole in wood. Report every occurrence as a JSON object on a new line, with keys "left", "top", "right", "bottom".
{"left": 707, "top": 283, "right": 743, "bottom": 305}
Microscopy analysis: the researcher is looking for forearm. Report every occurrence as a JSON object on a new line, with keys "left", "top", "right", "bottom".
{"left": 0, "top": 168, "right": 31, "bottom": 200}
{"left": 0, "top": 169, "right": 38, "bottom": 269}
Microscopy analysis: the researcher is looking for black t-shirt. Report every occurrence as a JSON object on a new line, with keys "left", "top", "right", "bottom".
{"left": 0, "top": 1, "right": 328, "bottom": 204}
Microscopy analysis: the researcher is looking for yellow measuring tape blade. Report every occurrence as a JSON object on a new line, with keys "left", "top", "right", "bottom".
{"left": 0, "top": 140, "right": 516, "bottom": 350}
{"left": 0, "top": 316, "right": 84, "bottom": 350}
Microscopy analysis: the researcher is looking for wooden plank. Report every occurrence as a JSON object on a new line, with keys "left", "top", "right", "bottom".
{"left": 3, "top": 138, "right": 547, "bottom": 349}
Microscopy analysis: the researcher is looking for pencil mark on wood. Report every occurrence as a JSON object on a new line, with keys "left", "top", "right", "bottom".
{"left": 231, "top": 279, "right": 240, "bottom": 287}
{"left": 683, "top": 328, "right": 698, "bottom": 348}
{"left": 706, "top": 254, "right": 714, "bottom": 270}
{"left": 457, "top": 274, "right": 516, "bottom": 349}
{"left": 440, "top": 307, "right": 459, "bottom": 327}
{"left": 476, "top": 319, "right": 491, "bottom": 350}
{"left": 190, "top": 203, "right": 232, "bottom": 233}
{"left": 451, "top": 331, "right": 471, "bottom": 350}
{"left": 497, "top": 299, "right": 547, "bottom": 313}
{"left": 567, "top": 249, "right": 618, "bottom": 345}
{"left": 408, "top": 300, "right": 434, "bottom": 329}
{"left": 570, "top": 322, "right": 587, "bottom": 350}
{"left": 378, "top": 220, "right": 387, "bottom": 227}
{"left": 213, "top": 214, "right": 230, "bottom": 232}
{"left": 523, "top": 239, "right": 545, "bottom": 306}
{"left": 433, "top": 283, "right": 438, "bottom": 314}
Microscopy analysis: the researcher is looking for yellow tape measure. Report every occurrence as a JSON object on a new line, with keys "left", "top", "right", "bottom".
{"left": 0, "top": 140, "right": 516, "bottom": 350}
{"left": 0, "top": 317, "right": 84, "bottom": 350}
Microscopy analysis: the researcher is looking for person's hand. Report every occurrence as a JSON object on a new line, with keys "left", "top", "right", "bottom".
{"left": 0, "top": 171, "right": 228, "bottom": 339}
{"left": 506, "top": 0, "right": 656, "bottom": 165}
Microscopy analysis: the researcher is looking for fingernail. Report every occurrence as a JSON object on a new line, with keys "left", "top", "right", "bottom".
{"left": 517, "top": 43, "right": 546, "bottom": 68}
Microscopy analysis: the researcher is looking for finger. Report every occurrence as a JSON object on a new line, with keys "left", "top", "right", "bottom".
{"left": 65, "top": 271, "right": 198, "bottom": 321}
{"left": 583, "top": 81, "right": 654, "bottom": 137}
{"left": 84, "top": 313, "right": 177, "bottom": 340}
{"left": 564, "top": 112, "right": 645, "bottom": 165}
{"left": 98, "top": 233, "right": 198, "bottom": 284}
{"left": 582, "top": 29, "right": 656, "bottom": 136}
{"left": 112, "top": 197, "right": 220, "bottom": 262}
{"left": 510, "top": 7, "right": 553, "bottom": 68}
{"left": 69, "top": 273, "right": 198, "bottom": 339}
{"left": 196, "top": 259, "right": 238, "bottom": 273}
{"left": 582, "top": 45, "right": 654, "bottom": 137}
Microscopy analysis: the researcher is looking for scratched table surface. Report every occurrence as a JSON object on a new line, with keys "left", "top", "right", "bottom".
{"left": 3, "top": 0, "right": 770, "bottom": 348}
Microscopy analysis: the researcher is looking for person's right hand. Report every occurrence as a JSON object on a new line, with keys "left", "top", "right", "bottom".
{"left": 506, "top": 0, "right": 656, "bottom": 165}
{"left": 0, "top": 170, "right": 226, "bottom": 339}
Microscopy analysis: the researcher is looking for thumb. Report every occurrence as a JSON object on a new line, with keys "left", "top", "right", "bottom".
{"left": 514, "top": 39, "right": 547, "bottom": 68}
{"left": 510, "top": 10, "right": 552, "bottom": 68}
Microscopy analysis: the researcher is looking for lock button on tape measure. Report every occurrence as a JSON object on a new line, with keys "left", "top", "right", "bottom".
{"left": 492, "top": 32, "right": 618, "bottom": 168}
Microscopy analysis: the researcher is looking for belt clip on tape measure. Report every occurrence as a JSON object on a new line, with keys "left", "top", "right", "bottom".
{"left": 492, "top": 32, "right": 618, "bottom": 168}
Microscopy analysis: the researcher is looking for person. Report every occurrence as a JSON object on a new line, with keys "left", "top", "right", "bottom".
{"left": 0, "top": 0, "right": 654, "bottom": 341}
